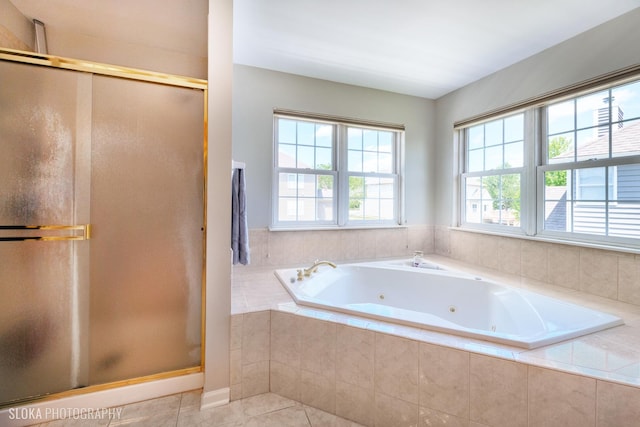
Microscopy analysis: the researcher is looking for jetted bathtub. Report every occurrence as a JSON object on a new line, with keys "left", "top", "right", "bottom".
{"left": 275, "top": 260, "right": 624, "bottom": 349}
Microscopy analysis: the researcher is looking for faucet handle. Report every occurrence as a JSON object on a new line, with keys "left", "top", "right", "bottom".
{"left": 296, "top": 269, "right": 304, "bottom": 281}
{"left": 412, "top": 250, "right": 424, "bottom": 267}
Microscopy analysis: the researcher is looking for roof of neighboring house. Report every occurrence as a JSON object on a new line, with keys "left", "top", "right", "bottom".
{"left": 553, "top": 120, "right": 640, "bottom": 160}
{"left": 545, "top": 186, "right": 568, "bottom": 200}
{"left": 465, "top": 183, "right": 493, "bottom": 201}
{"left": 544, "top": 186, "right": 567, "bottom": 231}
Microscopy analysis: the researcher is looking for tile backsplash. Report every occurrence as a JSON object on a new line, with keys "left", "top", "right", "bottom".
{"left": 242, "top": 225, "right": 640, "bottom": 307}
{"left": 436, "top": 226, "right": 640, "bottom": 307}
{"left": 231, "top": 227, "right": 640, "bottom": 426}
{"left": 230, "top": 310, "right": 640, "bottom": 427}
{"left": 245, "top": 225, "right": 434, "bottom": 267}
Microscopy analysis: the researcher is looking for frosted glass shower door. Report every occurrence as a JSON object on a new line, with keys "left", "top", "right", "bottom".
{"left": 1, "top": 57, "right": 204, "bottom": 405}
{"left": 0, "top": 61, "right": 91, "bottom": 403}
{"left": 89, "top": 75, "right": 204, "bottom": 384}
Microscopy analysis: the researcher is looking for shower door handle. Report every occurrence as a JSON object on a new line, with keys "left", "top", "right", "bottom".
{"left": 0, "top": 224, "right": 91, "bottom": 241}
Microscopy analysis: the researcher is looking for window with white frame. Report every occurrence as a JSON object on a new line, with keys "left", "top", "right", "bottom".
{"left": 273, "top": 113, "right": 404, "bottom": 228}
{"left": 542, "top": 81, "right": 640, "bottom": 240}
{"left": 459, "top": 76, "right": 640, "bottom": 247}
{"left": 461, "top": 113, "right": 525, "bottom": 229}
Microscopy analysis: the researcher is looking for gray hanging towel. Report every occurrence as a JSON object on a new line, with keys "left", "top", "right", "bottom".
{"left": 231, "top": 167, "right": 250, "bottom": 265}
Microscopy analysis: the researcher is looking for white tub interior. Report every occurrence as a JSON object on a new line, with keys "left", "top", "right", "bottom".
{"left": 275, "top": 260, "right": 624, "bottom": 349}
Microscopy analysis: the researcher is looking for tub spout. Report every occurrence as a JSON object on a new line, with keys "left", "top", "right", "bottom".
{"left": 303, "top": 260, "right": 337, "bottom": 277}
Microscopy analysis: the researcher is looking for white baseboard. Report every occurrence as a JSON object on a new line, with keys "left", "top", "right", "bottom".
{"left": 200, "top": 387, "right": 230, "bottom": 410}
{"left": 0, "top": 372, "right": 204, "bottom": 427}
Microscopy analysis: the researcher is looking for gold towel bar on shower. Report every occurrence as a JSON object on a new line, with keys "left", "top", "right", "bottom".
{"left": 0, "top": 224, "right": 91, "bottom": 241}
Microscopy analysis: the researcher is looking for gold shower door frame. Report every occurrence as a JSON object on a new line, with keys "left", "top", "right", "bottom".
{"left": 0, "top": 47, "right": 208, "bottom": 406}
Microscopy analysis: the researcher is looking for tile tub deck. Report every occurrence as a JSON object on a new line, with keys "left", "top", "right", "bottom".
{"left": 231, "top": 255, "right": 640, "bottom": 426}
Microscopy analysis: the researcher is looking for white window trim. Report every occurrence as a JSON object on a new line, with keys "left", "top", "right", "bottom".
{"left": 458, "top": 110, "right": 533, "bottom": 237}
{"left": 456, "top": 75, "right": 640, "bottom": 252}
{"left": 536, "top": 155, "right": 640, "bottom": 247}
{"left": 272, "top": 113, "right": 405, "bottom": 230}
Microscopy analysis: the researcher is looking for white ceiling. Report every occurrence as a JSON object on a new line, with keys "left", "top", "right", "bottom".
{"left": 234, "top": 0, "right": 640, "bottom": 98}
{"left": 10, "top": 0, "right": 640, "bottom": 99}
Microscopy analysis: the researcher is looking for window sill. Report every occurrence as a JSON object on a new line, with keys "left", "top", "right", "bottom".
{"left": 269, "top": 224, "right": 407, "bottom": 232}
{"left": 449, "top": 226, "right": 640, "bottom": 256}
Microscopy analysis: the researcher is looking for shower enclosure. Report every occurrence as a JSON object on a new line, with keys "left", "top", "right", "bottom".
{"left": 0, "top": 51, "right": 206, "bottom": 406}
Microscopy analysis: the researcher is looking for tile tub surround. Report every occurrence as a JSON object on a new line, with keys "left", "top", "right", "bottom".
{"left": 437, "top": 226, "right": 640, "bottom": 306}
{"left": 248, "top": 224, "right": 640, "bottom": 306}
{"left": 246, "top": 225, "right": 435, "bottom": 268}
{"left": 231, "top": 257, "right": 640, "bottom": 426}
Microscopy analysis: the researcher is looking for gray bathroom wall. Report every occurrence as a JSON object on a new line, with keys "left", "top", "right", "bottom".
{"left": 434, "top": 7, "right": 640, "bottom": 226}
{"left": 232, "top": 64, "right": 435, "bottom": 228}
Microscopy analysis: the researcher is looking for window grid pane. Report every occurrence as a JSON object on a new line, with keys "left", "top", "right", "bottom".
{"left": 462, "top": 77, "right": 640, "bottom": 245}
{"left": 464, "top": 113, "right": 523, "bottom": 228}
{"left": 347, "top": 126, "right": 396, "bottom": 174}
{"left": 278, "top": 173, "right": 334, "bottom": 222}
{"left": 547, "top": 84, "right": 640, "bottom": 165}
{"left": 464, "top": 174, "right": 521, "bottom": 227}
{"left": 544, "top": 164, "right": 640, "bottom": 238}
{"left": 346, "top": 125, "right": 397, "bottom": 223}
{"left": 349, "top": 175, "right": 395, "bottom": 221}
{"left": 274, "top": 116, "right": 402, "bottom": 227}
{"left": 543, "top": 79, "right": 640, "bottom": 242}
{"left": 466, "top": 114, "right": 523, "bottom": 173}
{"left": 613, "top": 118, "right": 640, "bottom": 158}
{"left": 277, "top": 118, "right": 335, "bottom": 170}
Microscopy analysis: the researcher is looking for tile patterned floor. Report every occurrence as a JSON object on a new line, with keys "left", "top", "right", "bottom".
{"left": 35, "top": 391, "right": 364, "bottom": 427}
